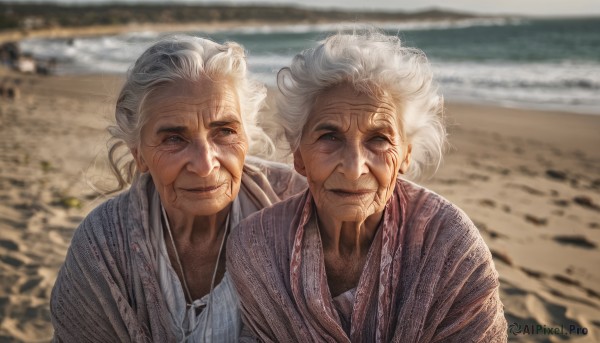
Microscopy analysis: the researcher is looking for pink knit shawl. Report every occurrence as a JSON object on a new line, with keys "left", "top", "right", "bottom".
{"left": 228, "top": 179, "right": 507, "bottom": 342}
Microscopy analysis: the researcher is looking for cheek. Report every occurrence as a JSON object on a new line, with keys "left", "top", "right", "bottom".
{"left": 144, "top": 148, "right": 184, "bottom": 187}
{"left": 301, "top": 147, "right": 334, "bottom": 188}
{"left": 215, "top": 142, "right": 247, "bottom": 181}
{"left": 371, "top": 149, "right": 401, "bottom": 190}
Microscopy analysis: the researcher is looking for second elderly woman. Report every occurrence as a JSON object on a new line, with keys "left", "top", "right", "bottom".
{"left": 228, "top": 31, "right": 507, "bottom": 342}
{"left": 50, "top": 36, "right": 304, "bottom": 342}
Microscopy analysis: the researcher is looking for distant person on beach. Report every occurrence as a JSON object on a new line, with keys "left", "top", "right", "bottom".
{"left": 228, "top": 30, "right": 507, "bottom": 342}
{"left": 50, "top": 35, "right": 304, "bottom": 341}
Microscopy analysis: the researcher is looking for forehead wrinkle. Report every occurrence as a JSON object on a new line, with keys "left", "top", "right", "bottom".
{"left": 149, "top": 104, "right": 238, "bottom": 133}
{"left": 316, "top": 100, "right": 394, "bottom": 114}
{"left": 310, "top": 110, "right": 398, "bottom": 134}
{"left": 369, "top": 112, "right": 399, "bottom": 132}
{"left": 200, "top": 100, "right": 241, "bottom": 129}
{"left": 308, "top": 91, "right": 399, "bottom": 136}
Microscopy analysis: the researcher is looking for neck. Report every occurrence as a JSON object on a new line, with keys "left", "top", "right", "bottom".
{"left": 316, "top": 208, "right": 382, "bottom": 257}
{"left": 163, "top": 204, "right": 231, "bottom": 246}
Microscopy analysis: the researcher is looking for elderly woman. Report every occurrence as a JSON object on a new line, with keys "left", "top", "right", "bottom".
{"left": 228, "top": 31, "right": 507, "bottom": 342}
{"left": 50, "top": 36, "right": 304, "bottom": 341}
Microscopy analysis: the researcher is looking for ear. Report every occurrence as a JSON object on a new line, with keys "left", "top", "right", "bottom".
{"left": 399, "top": 144, "right": 412, "bottom": 174}
{"left": 131, "top": 147, "right": 149, "bottom": 173}
{"left": 293, "top": 149, "right": 307, "bottom": 177}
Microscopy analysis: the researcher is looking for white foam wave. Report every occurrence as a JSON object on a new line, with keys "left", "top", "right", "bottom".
{"left": 432, "top": 61, "right": 600, "bottom": 113}
{"left": 211, "top": 17, "right": 524, "bottom": 35}
{"left": 18, "top": 27, "right": 599, "bottom": 114}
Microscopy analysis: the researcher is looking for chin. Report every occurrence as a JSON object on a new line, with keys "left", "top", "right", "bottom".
{"left": 184, "top": 198, "right": 232, "bottom": 217}
{"left": 329, "top": 206, "right": 372, "bottom": 223}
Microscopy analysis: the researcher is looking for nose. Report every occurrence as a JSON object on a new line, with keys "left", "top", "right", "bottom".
{"left": 186, "top": 139, "right": 218, "bottom": 177}
{"left": 338, "top": 141, "right": 368, "bottom": 181}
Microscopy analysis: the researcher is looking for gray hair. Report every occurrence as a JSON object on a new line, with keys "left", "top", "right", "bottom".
{"left": 107, "top": 35, "right": 271, "bottom": 193}
{"left": 276, "top": 29, "right": 446, "bottom": 180}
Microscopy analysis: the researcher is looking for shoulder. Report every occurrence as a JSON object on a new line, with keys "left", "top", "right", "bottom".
{"left": 245, "top": 156, "right": 306, "bottom": 200}
{"left": 398, "top": 178, "right": 477, "bottom": 232}
{"left": 396, "top": 180, "right": 499, "bottom": 292}
{"left": 397, "top": 179, "right": 491, "bottom": 260}
{"left": 68, "top": 190, "right": 131, "bottom": 255}
{"left": 230, "top": 190, "right": 308, "bottom": 254}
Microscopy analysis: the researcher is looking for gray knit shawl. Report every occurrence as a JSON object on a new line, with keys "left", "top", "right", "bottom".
{"left": 228, "top": 179, "right": 507, "bottom": 342}
{"left": 50, "top": 161, "right": 303, "bottom": 342}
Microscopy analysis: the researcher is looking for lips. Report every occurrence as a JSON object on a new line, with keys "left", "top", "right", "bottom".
{"left": 329, "top": 188, "right": 376, "bottom": 197}
{"left": 181, "top": 182, "right": 226, "bottom": 193}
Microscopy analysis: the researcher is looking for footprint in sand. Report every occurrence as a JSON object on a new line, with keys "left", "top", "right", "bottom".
{"left": 546, "top": 169, "right": 568, "bottom": 181}
{"left": 0, "top": 239, "right": 19, "bottom": 251}
{"left": 501, "top": 280, "right": 587, "bottom": 338}
{"left": 478, "top": 199, "right": 496, "bottom": 208}
{"left": 517, "top": 165, "right": 538, "bottom": 176}
{"left": 573, "top": 196, "right": 600, "bottom": 212}
{"left": 524, "top": 214, "right": 548, "bottom": 226}
{"left": 547, "top": 288, "right": 598, "bottom": 309}
{"left": 553, "top": 235, "right": 597, "bottom": 249}
{"left": 506, "top": 183, "right": 545, "bottom": 196}
{"left": 18, "top": 277, "right": 43, "bottom": 294}
{"left": 520, "top": 267, "right": 546, "bottom": 279}
{"left": 553, "top": 274, "right": 581, "bottom": 287}
{"left": 0, "top": 255, "right": 25, "bottom": 268}
{"left": 490, "top": 248, "right": 513, "bottom": 266}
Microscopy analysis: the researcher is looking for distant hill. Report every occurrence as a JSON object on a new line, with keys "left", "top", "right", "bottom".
{"left": 0, "top": 3, "right": 478, "bottom": 31}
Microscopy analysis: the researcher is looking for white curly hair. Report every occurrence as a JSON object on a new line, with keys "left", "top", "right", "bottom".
{"left": 276, "top": 29, "right": 446, "bottom": 180}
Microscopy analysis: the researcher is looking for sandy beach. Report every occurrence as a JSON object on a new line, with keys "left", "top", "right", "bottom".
{"left": 0, "top": 67, "right": 599, "bottom": 342}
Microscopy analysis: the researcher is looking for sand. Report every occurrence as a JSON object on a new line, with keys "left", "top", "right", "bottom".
{"left": 0, "top": 69, "right": 599, "bottom": 342}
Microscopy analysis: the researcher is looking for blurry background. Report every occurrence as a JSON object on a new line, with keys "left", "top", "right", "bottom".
{"left": 3, "top": 0, "right": 600, "bottom": 112}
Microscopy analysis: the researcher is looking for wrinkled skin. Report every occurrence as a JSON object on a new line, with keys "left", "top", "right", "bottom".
{"left": 131, "top": 78, "right": 248, "bottom": 299}
{"left": 294, "top": 83, "right": 411, "bottom": 295}
{"left": 295, "top": 83, "right": 411, "bottom": 233}
{"left": 133, "top": 79, "right": 248, "bottom": 228}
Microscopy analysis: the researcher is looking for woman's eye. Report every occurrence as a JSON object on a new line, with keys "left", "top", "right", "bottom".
{"left": 220, "top": 128, "right": 236, "bottom": 136}
{"left": 369, "top": 136, "right": 393, "bottom": 150}
{"left": 371, "top": 135, "right": 391, "bottom": 143}
{"left": 318, "top": 133, "right": 338, "bottom": 141}
{"left": 164, "top": 135, "right": 185, "bottom": 144}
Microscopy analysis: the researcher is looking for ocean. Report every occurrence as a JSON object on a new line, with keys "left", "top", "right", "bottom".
{"left": 19, "top": 17, "right": 600, "bottom": 114}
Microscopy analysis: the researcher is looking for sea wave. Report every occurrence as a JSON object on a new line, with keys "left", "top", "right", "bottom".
{"left": 433, "top": 61, "right": 600, "bottom": 113}
{"left": 17, "top": 19, "right": 599, "bottom": 114}
{"left": 209, "top": 17, "right": 525, "bottom": 35}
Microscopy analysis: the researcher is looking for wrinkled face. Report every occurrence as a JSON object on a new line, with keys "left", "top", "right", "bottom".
{"left": 294, "top": 83, "right": 411, "bottom": 223}
{"left": 133, "top": 78, "right": 248, "bottom": 217}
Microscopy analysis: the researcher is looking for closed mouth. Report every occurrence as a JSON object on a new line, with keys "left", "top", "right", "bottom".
{"left": 181, "top": 183, "right": 226, "bottom": 193}
{"left": 329, "top": 189, "right": 375, "bottom": 197}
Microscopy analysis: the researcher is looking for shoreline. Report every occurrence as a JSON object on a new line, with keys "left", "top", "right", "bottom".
{"left": 0, "top": 21, "right": 280, "bottom": 43}
{"left": 0, "top": 18, "right": 445, "bottom": 44}
{"left": 0, "top": 15, "right": 509, "bottom": 44}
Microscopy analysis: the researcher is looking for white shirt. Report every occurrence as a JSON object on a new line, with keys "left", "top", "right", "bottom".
{"left": 152, "top": 191, "right": 242, "bottom": 342}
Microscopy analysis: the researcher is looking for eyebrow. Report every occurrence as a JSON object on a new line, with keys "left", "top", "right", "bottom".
{"left": 314, "top": 123, "right": 341, "bottom": 132}
{"left": 209, "top": 118, "right": 242, "bottom": 128}
{"left": 313, "top": 122, "right": 397, "bottom": 134}
{"left": 156, "top": 125, "right": 187, "bottom": 135}
{"left": 155, "top": 113, "right": 241, "bottom": 134}
{"left": 368, "top": 123, "right": 396, "bottom": 134}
